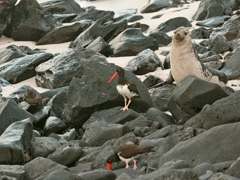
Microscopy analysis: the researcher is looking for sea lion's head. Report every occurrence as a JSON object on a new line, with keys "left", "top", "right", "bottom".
{"left": 173, "top": 27, "right": 190, "bottom": 42}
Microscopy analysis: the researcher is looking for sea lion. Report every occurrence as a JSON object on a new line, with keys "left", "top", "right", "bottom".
{"left": 170, "top": 26, "right": 226, "bottom": 86}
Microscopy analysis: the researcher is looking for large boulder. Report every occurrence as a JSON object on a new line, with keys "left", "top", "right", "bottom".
{"left": 0, "top": 119, "right": 33, "bottom": 164}
{"left": 125, "top": 49, "right": 162, "bottom": 75}
{"left": 35, "top": 49, "right": 106, "bottom": 89}
{"left": 86, "top": 36, "right": 111, "bottom": 56}
{"left": 82, "top": 121, "right": 128, "bottom": 146}
{"left": 0, "top": 0, "right": 16, "bottom": 36}
{"left": 70, "top": 17, "right": 127, "bottom": 48}
{"left": 24, "top": 157, "right": 67, "bottom": 180}
{"left": 37, "top": 22, "right": 88, "bottom": 45}
{"left": 0, "top": 52, "right": 53, "bottom": 83}
{"left": 78, "top": 169, "right": 116, "bottom": 180}
{"left": 136, "top": 168, "right": 198, "bottom": 180}
{"left": 156, "top": 17, "right": 192, "bottom": 33}
{"left": 5, "top": 0, "right": 57, "bottom": 41}
{"left": 73, "top": 7, "right": 114, "bottom": 22}
{"left": 209, "top": 33, "right": 232, "bottom": 54}
{"left": 185, "top": 91, "right": 240, "bottom": 129}
{"left": 40, "top": 0, "right": 84, "bottom": 14}
{"left": 193, "top": 0, "right": 240, "bottom": 21}
{"left": 168, "top": 76, "right": 228, "bottom": 124}
{"left": 221, "top": 47, "right": 240, "bottom": 80}
{"left": 0, "top": 45, "right": 41, "bottom": 65}
{"left": 43, "top": 169, "right": 79, "bottom": 180}
{"left": 109, "top": 28, "right": 158, "bottom": 56}
{"left": 140, "top": 0, "right": 174, "bottom": 13}
{"left": 159, "top": 122, "right": 240, "bottom": 167}
{"left": 0, "top": 99, "right": 35, "bottom": 135}
{"left": 0, "top": 165, "right": 26, "bottom": 180}
{"left": 63, "top": 60, "right": 152, "bottom": 127}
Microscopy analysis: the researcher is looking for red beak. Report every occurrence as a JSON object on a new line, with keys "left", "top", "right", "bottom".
{"left": 107, "top": 71, "right": 119, "bottom": 84}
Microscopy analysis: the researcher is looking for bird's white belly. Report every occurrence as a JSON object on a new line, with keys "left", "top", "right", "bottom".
{"left": 116, "top": 85, "right": 136, "bottom": 98}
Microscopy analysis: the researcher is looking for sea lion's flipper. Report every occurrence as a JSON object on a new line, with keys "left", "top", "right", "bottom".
{"left": 207, "top": 67, "right": 228, "bottom": 83}
{"left": 149, "top": 72, "right": 174, "bottom": 89}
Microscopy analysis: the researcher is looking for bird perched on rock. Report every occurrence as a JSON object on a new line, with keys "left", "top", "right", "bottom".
{"left": 117, "top": 141, "right": 149, "bottom": 169}
{"left": 107, "top": 67, "right": 139, "bottom": 111}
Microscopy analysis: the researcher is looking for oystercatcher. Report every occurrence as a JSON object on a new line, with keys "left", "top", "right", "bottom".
{"left": 117, "top": 141, "right": 148, "bottom": 169}
{"left": 107, "top": 67, "right": 139, "bottom": 111}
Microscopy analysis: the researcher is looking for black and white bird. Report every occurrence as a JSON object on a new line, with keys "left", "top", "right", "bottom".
{"left": 107, "top": 67, "right": 139, "bottom": 111}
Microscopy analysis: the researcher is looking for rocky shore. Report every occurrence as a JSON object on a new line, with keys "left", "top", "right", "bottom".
{"left": 0, "top": 0, "right": 240, "bottom": 179}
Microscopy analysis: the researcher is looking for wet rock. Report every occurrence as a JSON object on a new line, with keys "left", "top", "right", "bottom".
{"left": 0, "top": 119, "right": 32, "bottom": 164}
{"left": 114, "top": 8, "right": 137, "bottom": 20}
{"left": 82, "top": 121, "right": 128, "bottom": 146}
{"left": 226, "top": 157, "right": 240, "bottom": 178}
{"left": 141, "top": 0, "right": 174, "bottom": 13}
{"left": 78, "top": 169, "right": 116, "bottom": 180}
{"left": 186, "top": 91, "right": 240, "bottom": 129}
{"left": 48, "top": 143, "right": 83, "bottom": 166}
{"left": 31, "top": 137, "right": 62, "bottom": 158}
{"left": 193, "top": 0, "right": 239, "bottom": 20}
{"left": 191, "top": 27, "right": 211, "bottom": 39}
{"left": 5, "top": 0, "right": 57, "bottom": 41}
{"left": 142, "top": 75, "right": 163, "bottom": 88}
{"left": 209, "top": 173, "right": 240, "bottom": 180}
{"left": 128, "top": 22, "right": 150, "bottom": 32}
{"left": 0, "top": 165, "right": 26, "bottom": 180}
{"left": 196, "top": 16, "right": 230, "bottom": 28}
{"left": 209, "top": 33, "right": 232, "bottom": 54}
{"left": 0, "top": 99, "right": 35, "bottom": 135}
{"left": 110, "top": 28, "right": 158, "bottom": 56}
{"left": 83, "top": 106, "right": 140, "bottom": 129}
{"left": 156, "top": 17, "right": 191, "bottom": 33}
{"left": 0, "top": 46, "right": 27, "bottom": 65}
{"left": 37, "top": 22, "right": 88, "bottom": 45}
{"left": 149, "top": 84, "right": 176, "bottom": 111}
{"left": 24, "top": 157, "right": 67, "bottom": 180}
{"left": 73, "top": 6, "right": 114, "bottom": 22}
{"left": 40, "top": 0, "right": 84, "bottom": 14}
{"left": 148, "top": 30, "right": 172, "bottom": 47}
{"left": 63, "top": 61, "right": 152, "bottom": 127}
{"left": 35, "top": 49, "right": 106, "bottom": 89}
{"left": 169, "top": 76, "right": 228, "bottom": 124}
{"left": 71, "top": 18, "right": 127, "bottom": 48}
{"left": 145, "top": 107, "right": 174, "bottom": 127}
{"left": 126, "top": 49, "right": 162, "bottom": 75}
{"left": 0, "top": 0, "right": 16, "bottom": 36}
{"left": 221, "top": 47, "right": 240, "bottom": 80}
{"left": 0, "top": 52, "right": 53, "bottom": 83}
{"left": 86, "top": 36, "right": 111, "bottom": 56}
{"left": 159, "top": 122, "right": 240, "bottom": 167}
{"left": 44, "top": 116, "right": 67, "bottom": 134}
{"left": 136, "top": 168, "right": 198, "bottom": 180}
{"left": 43, "top": 169, "right": 79, "bottom": 180}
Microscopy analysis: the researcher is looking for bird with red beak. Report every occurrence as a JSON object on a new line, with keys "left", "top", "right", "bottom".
{"left": 107, "top": 67, "right": 139, "bottom": 111}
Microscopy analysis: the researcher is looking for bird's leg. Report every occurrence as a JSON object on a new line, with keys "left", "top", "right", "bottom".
{"left": 124, "top": 98, "right": 132, "bottom": 111}
{"left": 133, "top": 159, "right": 137, "bottom": 170}
{"left": 121, "top": 96, "right": 127, "bottom": 111}
{"left": 124, "top": 159, "right": 130, "bottom": 168}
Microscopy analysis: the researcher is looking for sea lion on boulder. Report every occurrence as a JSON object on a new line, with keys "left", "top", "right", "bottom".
{"left": 170, "top": 26, "right": 226, "bottom": 86}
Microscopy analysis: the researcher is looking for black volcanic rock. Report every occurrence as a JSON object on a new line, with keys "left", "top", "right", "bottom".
{"left": 168, "top": 76, "right": 228, "bottom": 124}
{"left": 193, "top": 0, "right": 239, "bottom": 20}
{"left": 37, "top": 22, "right": 89, "bottom": 45}
{"left": 63, "top": 61, "right": 152, "bottom": 127}
{"left": 70, "top": 17, "right": 127, "bottom": 48}
{"left": 126, "top": 49, "right": 162, "bottom": 75}
{"left": 156, "top": 17, "right": 192, "bottom": 33}
{"left": 0, "top": 52, "right": 53, "bottom": 83}
{"left": 0, "top": 119, "right": 33, "bottom": 164}
{"left": 40, "top": 0, "right": 84, "bottom": 14}
{"left": 5, "top": 0, "right": 57, "bottom": 41}
{"left": 109, "top": 28, "right": 158, "bottom": 56}
{"left": 35, "top": 49, "right": 107, "bottom": 89}
{"left": 141, "top": 0, "right": 174, "bottom": 13}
